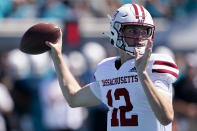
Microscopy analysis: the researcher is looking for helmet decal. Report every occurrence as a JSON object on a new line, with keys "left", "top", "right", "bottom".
{"left": 132, "top": 4, "right": 146, "bottom": 21}
{"left": 139, "top": 5, "right": 145, "bottom": 20}
{"left": 132, "top": 4, "right": 139, "bottom": 19}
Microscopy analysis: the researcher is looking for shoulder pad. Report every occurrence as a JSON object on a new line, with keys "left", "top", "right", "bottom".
{"left": 149, "top": 54, "right": 179, "bottom": 84}
{"left": 97, "top": 57, "right": 118, "bottom": 67}
{"left": 94, "top": 57, "right": 118, "bottom": 80}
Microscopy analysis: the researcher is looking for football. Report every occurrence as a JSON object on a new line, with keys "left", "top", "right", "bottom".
{"left": 20, "top": 23, "right": 60, "bottom": 54}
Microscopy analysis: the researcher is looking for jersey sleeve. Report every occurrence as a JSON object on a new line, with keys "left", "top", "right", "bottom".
{"left": 89, "top": 81, "right": 102, "bottom": 101}
{"left": 150, "top": 54, "right": 179, "bottom": 95}
{"left": 91, "top": 57, "right": 118, "bottom": 102}
{"left": 153, "top": 79, "right": 173, "bottom": 96}
{"left": 90, "top": 61, "right": 104, "bottom": 101}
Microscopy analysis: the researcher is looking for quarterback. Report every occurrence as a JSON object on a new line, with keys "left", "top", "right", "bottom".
{"left": 46, "top": 4, "right": 179, "bottom": 131}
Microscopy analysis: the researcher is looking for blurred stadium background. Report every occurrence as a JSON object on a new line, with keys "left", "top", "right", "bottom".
{"left": 0, "top": 0, "right": 197, "bottom": 131}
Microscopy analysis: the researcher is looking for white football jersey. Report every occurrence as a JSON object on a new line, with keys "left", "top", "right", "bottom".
{"left": 90, "top": 53, "right": 179, "bottom": 131}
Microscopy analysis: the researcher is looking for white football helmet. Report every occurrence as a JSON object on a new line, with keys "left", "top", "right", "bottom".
{"left": 109, "top": 4, "right": 155, "bottom": 56}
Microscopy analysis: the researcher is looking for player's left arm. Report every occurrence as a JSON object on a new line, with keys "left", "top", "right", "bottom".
{"left": 134, "top": 40, "right": 174, "bottom": 126}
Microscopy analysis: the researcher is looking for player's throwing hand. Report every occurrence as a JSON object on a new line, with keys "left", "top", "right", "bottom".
{"left": 45, "top": 29, "right": 63, "bottom": 57}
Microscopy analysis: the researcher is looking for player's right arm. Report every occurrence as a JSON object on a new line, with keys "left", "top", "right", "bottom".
{"left": 45, "top": 30, "right": 102, "bottom": 107}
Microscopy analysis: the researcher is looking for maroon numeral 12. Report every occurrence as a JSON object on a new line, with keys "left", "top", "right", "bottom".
{"left": 106, "top": 88, "right": 138, "bottom": 126}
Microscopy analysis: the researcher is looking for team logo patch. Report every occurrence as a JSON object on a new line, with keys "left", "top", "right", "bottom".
{"left": 129, "top": 67, "right": 137, "bottom": 72}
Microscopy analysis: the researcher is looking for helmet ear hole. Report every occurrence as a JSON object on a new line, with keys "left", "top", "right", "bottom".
{"left": 111, "top": 31, "right": 114, "bottom": 36}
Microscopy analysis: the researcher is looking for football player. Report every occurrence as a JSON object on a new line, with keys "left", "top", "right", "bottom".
{"left": 46, "top": 3, "right": 179, "bottom": 131}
